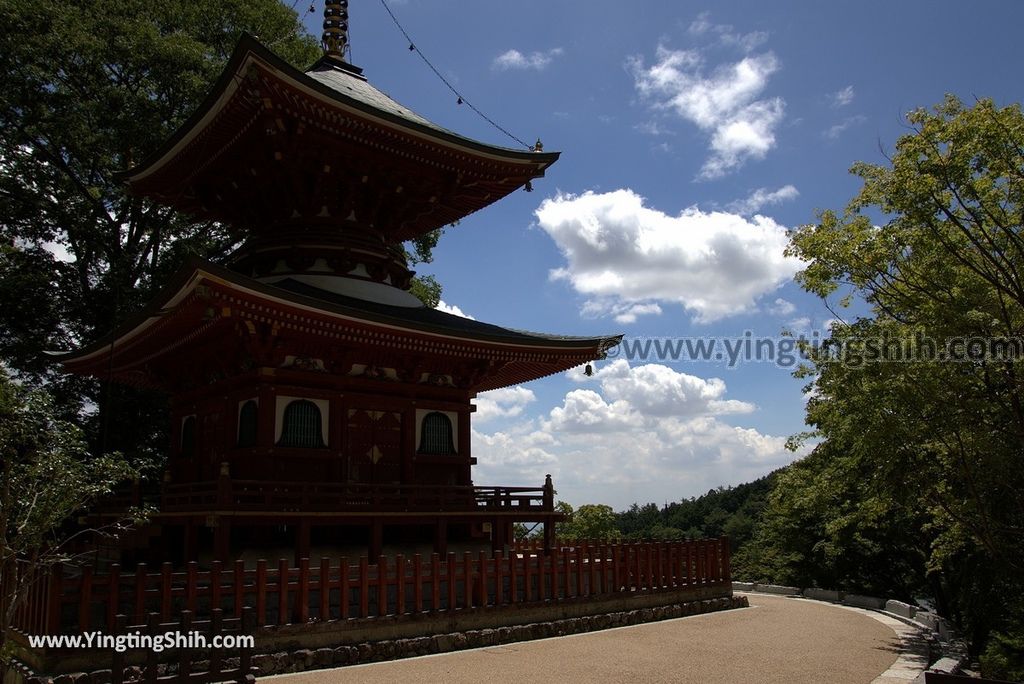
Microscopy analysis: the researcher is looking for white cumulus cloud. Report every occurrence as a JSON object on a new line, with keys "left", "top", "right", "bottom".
{"left": 824, "top": 115, "right": 866, "bottom": 140}
{"left": 472, "top": 361, "right": 794, "bottom": 509}
{"left": 726, "top": 185, "right": 799, "bottom": 215}
{"left": 535, "top": 189, "right": 802, "bottom": 323}
{"left": 579, "top": 360, "right": 755, "bottom": 417}
{"left": 831, "top": 85, "right": 855, "bottom": 107}
{"left": 474, "top": 386, "right": 536, "bottom": 422}
{"left": 492, "top": 47, "right": 564, "bottom": 71}
{"left": 767, "top": 298, "right": 796, "bottom": 316}
{"left": 630, "top": 43, "right": 784, "bottom": 178}
{"left": 435, "top": 300, "right": 475, "bottom": 319}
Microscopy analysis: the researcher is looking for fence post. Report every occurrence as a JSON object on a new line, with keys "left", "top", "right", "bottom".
{"left": 297, "top": 558, "right": 309, "bottom": 623}
{"left": 395, "top": 554, "right": 406, "bottom": 616}
{"left": 446, "top": 553, "right": 456, "bottom": 611}
{"left": 110, "top": 614, "right": 127, "bottom": 684}
{"left": 340, "top": 557, "right": 350, "bottom": 620}
{"left": 462, "top": 552, "right": 473, "bottom": 609}
{"left": 377, "top": 555, "right": 388, "bottom": 617}
{"left": 552, "top": 548, "right": 561, "bottom": 602}
{"left": 562, "top": 549, "right": 572, "bottom": 599}
{"left": 178, "top": 610, "right": 193, "bottom": 681}
{"left": 277, "top": 559, "right": 288, "bottom": 626}
{"left": 319, "top": 557, "right": 330, "bottom": 621}
{"left": 186, "top": 561, "right": 198, "bottom": 614}
{"left": 46, "top": 564, "right": 63, "bottom": 635}
{"left": 234, "top": 560, "right": 246, "bottom": 619}
{"left": 430, "top": 554, "right": 440, "bottom": 611}
{"left": 144, "top": 612, "right": 160, "bottom": 682}
{"left": 508, "top": 549, "right": 518, "bottom": 604}
{"left": 240, "top": 606, "right": 256, "bottom": 683}
{"left": 209, "top": 608, "right": 223, "bottom": 680}
{"left": 133, "top": 563, "right": 146, "bottom": 625}
{"left": 588, "top": 546, "right": 598, "bottom": 596}
{"left": 575, "top": 546, "right": 584, "bottom": 597}
{"left": 211, "top": 560, "right": 223, "bottom": 616}
{"left": 523, "top": 550, "right": 533, "bottom": 603}
{"left": 255, "top": 560, "right": 267, "bottom": 626}
{"left": 79, "top": 565, "right": 93, "bottom": 631}
{"left": 646, "top": 544, "right": 655, "bottom": 591}
{"left": 721, "top": 537, "right": 731, "bottom": 584}
{"left": 493, "top": 551, "right": 504, "bottom": 605}
{"left": 477, "top": 551, "right": 488, "bottom": 607}
{"left": 413, "top": 554, "right": 423, "bottom": 613}
{"left": 157, "top": 563, "right": 171, "bottom": 621}
{"left": 359, "top": 557, "right": 369, "bottom": 618}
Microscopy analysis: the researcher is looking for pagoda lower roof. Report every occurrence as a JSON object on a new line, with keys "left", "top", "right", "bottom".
{"left": 122, "top": 35, "right": 559, "bottom": 242}
{"left": 55, "top": 259, "right": 620, "bottom": 393}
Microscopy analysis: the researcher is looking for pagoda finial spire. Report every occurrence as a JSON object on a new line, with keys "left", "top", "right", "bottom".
{"left": 322, "top": 0, "right": 349, "bottom": 60}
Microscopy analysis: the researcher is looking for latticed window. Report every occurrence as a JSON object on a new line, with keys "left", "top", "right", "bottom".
{"left": 277, "top": 400, "right": 325, "bottom": 448}
{"left": 237, "top": 400, "right": 258, "bottom": 448}
{"left": 418, "top": 412, "right": 455, "bottom": 455}
{"left": 180, "top": 416, "right": 196, "bottom": 458}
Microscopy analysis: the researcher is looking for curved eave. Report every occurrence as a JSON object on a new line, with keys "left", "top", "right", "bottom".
{"left": 123, "top": 34, "right": 560, "bottom": 189}
{"left": 55, "top": 259, "right": 621, "bottom": 379}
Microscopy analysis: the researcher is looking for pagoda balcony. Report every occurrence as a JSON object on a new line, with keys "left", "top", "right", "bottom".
{"left": 157, "top": 477, "right": 556, "bottom": 515}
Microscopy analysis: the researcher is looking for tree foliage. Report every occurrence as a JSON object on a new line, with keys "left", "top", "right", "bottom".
{"left": 556, "top": 503, "right": 621, "bottom": 541}
{"left": 0, "top": 369, "right": 140, "bottom": 672}
{"left": 762, "top": 96, "right": 1024, "bottom": 671}
{"left": 0, "top": 0, "right": 322, "bottom": 461}
{"left": 618, "top": 475, "right": 777, "bottom": 546}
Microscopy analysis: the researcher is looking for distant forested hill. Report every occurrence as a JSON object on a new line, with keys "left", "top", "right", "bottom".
{"left": 615, "top": 470, "right": 780, "bottom": 550}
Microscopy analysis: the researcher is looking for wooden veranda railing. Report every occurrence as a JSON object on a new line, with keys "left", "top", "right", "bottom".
{"left": 7, "top": 538, "right": 730, "bottom": 637}
{"left": 94, "top": 477, "right": 556, "bottom": 515}
{"left": 160, "top": 479, "right": 553, "bottom": 513}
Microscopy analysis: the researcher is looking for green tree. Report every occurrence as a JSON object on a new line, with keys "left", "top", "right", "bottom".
{"left": 0, "top": 0, "right": 322, "bottom": 460}
{"left": 557, "top": 503, "right": 621, "bottom": 541}
{"left": 784, "top": 96, "right": 1024, "bottom": 669}
{"left": 0, "top": 369, "right": 140, "bottom": 675}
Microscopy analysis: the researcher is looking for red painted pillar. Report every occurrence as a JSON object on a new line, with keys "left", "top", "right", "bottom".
{"left": 402, "top": 407, "right": 415, "bottom": 483}
{"left": 433, "top": 518, "right": 448, "bottom": 556}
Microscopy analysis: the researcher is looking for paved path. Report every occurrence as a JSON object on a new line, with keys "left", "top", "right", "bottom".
{"left": 270, "top": 593, "right": 930, "bottom": 683}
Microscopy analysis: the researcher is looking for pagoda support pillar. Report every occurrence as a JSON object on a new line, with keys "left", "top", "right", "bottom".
{"left": 543, "top": 516, "right": 554, "bottom": 556}
{"left": 458, "top": 409, "right": 471, "bottom": 485}
{"left": 213, "top": 517, "right": 232, "bottom": 562}
{"left": 295, "top": 520, "right": 311, "bottom": 565}
{"left": 401, "top": 407, "right": 415, "bottom": 482}
{"left": 257, "top": 383, "right": 275, "bottom": 452}
{"left": 433, "top": 519, "right": 448, "bottom": 556}
{"left": 329, "top": 396, "right": 343, "bottom": 481}
{"left": 490, "top": 517, "right": 505, "bottom": 554}
{"left": 183, "top": 520, "right": 198, "bottom": 563}
{"left": 369, "top": 520, "right": 383, "bottom": 562}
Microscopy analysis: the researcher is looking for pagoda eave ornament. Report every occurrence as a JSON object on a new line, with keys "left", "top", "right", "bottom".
{"left": 121, "top": 36, "right": 559, "bottom": 244}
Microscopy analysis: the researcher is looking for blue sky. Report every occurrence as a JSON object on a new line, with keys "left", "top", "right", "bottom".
{"left": 301, "top": 1, "right": 1024, "bottom": 510}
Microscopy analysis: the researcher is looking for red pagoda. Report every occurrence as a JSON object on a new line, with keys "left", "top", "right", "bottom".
{"left": 58, "top": 3, "right": 619, "bottom": 564}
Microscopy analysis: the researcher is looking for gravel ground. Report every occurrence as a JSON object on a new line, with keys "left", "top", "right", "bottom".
{"left": 270, "top": 593, "right": 918, "bottom": 683}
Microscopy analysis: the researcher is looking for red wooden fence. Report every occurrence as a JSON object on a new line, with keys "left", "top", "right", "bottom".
{"left": 6, "top": 538, "right": 730, "bottom": 636}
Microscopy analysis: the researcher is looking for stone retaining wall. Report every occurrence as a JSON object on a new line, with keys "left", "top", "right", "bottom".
{"left": 733, "top": 580, "right": 968, "bottom": 680}
{"left": 17, "top": 595, "right": 748, "bottom": 683}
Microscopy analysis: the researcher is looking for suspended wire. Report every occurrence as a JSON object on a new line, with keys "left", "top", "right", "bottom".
{"left": 377, "top": 0, "right": 532, "bottom": 150}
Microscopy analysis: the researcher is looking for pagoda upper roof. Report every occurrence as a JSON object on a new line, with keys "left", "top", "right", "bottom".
{"left": 55, "top": 259, "right": 620, "bottom": 393}
{"left": 123, "top": 35, "right": 560, "bottom": 242}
